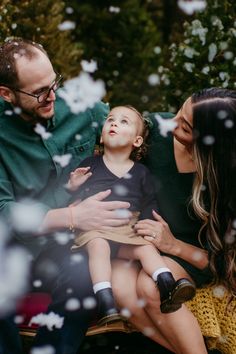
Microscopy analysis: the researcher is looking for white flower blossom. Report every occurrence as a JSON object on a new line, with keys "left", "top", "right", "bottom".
{"left": 201, "top": 66, "right": 210, "bottom": 75}
{"left": 58, "top": 73, "right": 106, "bottom": 114}
{"left": 208, "top": 43, "right": 217, "bottom": 63}
{"left": 178, "top": 0, "right": 207, "bottom": 15}
{"left": 184, "top": 62, "right": 195, "bottom": 72}
{"left": 29, "top": 312, "right": 64, "bottom": 331}
{"left": 211, "top": 16, "right": 224, "bottom": 30}
{"left": 34, "top": 124, "right": 52, "bottom": 140}
{"left": 81, "top": 59, "right": 97, "bottom": 73}
{"left": 190, "top": 20, "right": 208, "bottom": 45}
{"left": 154, "top": 114, "right": 177, "bottom": 137}
{"left": 184, "top": 47, "right": 199, "bottom": 59}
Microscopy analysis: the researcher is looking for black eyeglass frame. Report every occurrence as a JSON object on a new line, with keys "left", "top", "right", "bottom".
{"left": 5, "top": 73, "right": 63, "bottom": 103}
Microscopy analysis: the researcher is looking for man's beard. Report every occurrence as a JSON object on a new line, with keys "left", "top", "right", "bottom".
{"left": 13, "top": 97, "right": 54, "bottom": 124}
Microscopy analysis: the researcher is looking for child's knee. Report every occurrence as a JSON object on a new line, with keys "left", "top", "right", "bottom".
{"left": 87, "top": 238, "right": 110, "bottom": 253}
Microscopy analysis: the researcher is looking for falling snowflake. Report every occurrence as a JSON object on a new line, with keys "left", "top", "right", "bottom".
{"left": 10, "top": 200, "right": 47, "bottom": 233}
{"left": 212, "top": 285, "right": 226, "bottom": 299}
{"left": 30, "top": 345, "right": 55, "bottom": 354}
{"left": 109, "top": 6, "right": 120, "bottom": 13}
{"left": 58, "top": 21, "right": 76, "bottom": 31}
{"left": 53, "top": 154, "right": 72, "bottom": 168}
{"left": 178, "top": 0, "right": 207, "bottom": 15}
{"left": 34, "top": 124, "right": 52, "bottom": 140}
{"left": 29, "top": 312, "right": 64, "bottom": 331}
{"left": 57, "top": 73, "right": 106, "bottom": 114}
{"left": 154, "top": 114, "right": 177, "bottom": 137}
{"left": 81, "top": 59, "right": 97, "bottom": 73}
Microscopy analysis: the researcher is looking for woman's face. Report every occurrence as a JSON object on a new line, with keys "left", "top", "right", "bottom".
{"left": 173, "top": 97, "right": 194, "bottom": 146}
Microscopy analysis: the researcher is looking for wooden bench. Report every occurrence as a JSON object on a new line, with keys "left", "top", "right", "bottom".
{"left": 18, "top": 286, "right": 235, "bottom": 354}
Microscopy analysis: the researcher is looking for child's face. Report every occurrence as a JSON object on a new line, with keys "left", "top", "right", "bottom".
{"left": 101, "top": 106, "right": 143, "bottom": 150}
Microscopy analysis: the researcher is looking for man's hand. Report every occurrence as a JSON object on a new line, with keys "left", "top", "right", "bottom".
{"left": 72, "top": 189, "right": 131, "bottom": 230}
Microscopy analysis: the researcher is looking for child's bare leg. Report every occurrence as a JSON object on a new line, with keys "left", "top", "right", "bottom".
{"left": 118, "top": 244, "right": 196, "bottom": 313}
{"left": 86, "top": 238, "right": 111, "bottom": 284}
{"left": 86, "top": 238, "right": 121, "bottom": 325}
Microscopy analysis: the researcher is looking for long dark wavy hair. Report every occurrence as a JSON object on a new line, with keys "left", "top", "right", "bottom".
{"left": 191, "top": 88, "right": 236, "bottom": 296}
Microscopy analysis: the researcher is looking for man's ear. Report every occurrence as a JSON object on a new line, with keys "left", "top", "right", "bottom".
{"left": 133, "top": 136, "right": 143, "bottom": 148}
{"left": 0, "top": 86, "right": 14, "bottom": 103}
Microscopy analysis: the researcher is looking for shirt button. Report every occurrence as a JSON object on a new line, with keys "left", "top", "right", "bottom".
{"left": 79, "top": 146, "right": 84, "bottom": 152}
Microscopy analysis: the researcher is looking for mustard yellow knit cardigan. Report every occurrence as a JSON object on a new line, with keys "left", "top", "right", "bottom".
{"left": 186, "top": 285, "right": 236, "bottom": 354}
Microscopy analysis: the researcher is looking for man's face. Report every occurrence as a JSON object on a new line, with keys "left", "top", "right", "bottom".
{"left": 12, "top": 50, "right": 57, "bottom": 123}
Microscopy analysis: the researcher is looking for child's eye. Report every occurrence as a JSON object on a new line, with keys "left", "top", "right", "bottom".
{"left": 121, "top": 119, "right": 128, "bottom": 124}
{"left": 107, "top": 117, "right": 114, "bottom": 122}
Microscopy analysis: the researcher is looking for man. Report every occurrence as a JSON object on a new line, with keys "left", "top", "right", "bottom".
{"left": 0, "top": 38, "right": 130, "bottom": 354}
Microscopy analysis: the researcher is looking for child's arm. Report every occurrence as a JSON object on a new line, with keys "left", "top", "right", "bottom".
{"left": 67, "top": 166, "right": 92, "bottom": 191}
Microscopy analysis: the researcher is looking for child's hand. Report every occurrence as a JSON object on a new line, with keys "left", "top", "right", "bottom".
{"left": 67, "top": 167, "right": 92, "bottom": 191}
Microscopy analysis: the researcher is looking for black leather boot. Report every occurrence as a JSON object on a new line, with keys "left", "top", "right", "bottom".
{"left": 96, "top": 288, "right": 121, "bottom": 326}
{"left": 156, "top": 272, "right": 196, "bottom": 313}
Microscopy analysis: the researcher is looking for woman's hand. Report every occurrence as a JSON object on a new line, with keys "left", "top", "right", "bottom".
{"left": 134, "top": 210, "right": 178, "bottom": 255}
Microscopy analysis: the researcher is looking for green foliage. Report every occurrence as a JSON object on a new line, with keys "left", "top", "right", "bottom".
{"left": 64, "top": 0, "right": 162, "bottom": 112}
{"left": 0, "top": 0, "right": 82, "bottom": 77}
{"left": 155, "top": 0, "right": 236, "bottom": 111}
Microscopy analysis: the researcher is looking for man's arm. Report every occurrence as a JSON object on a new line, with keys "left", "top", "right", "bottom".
{"left": 40, "top": 189, "right": 131, "bottom": 233}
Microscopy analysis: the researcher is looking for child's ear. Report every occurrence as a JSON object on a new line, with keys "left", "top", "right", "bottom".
{"left": 100, "top": 136, "right": 103, "bottom": 144}
{"left": 133, "top": 136, "right": 143, "bottom": 148}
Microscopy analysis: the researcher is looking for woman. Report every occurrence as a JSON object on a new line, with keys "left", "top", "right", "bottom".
{"left": 112, "top": 88, "right": 236, "bottom": 354}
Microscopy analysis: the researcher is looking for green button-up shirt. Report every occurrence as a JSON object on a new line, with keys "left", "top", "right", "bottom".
{"left": 0, "top": 95, "right": 109, "bottom": 255}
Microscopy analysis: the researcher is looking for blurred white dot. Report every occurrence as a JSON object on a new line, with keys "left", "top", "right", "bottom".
{"left": 120, "top": 308, "right": 131, "bottom": 318}
{"left": 14, "top": 315, "right": 24, "bottom": 324}
{"left": 5, "top": 110, "right": 13, "bottom": 115}
{"left": 14, "top": 107, "right": 22, "bottom": 114}
{"left": 54, "top": 232, "right": 70, "bottom": 245}
{"left": 70, "top": 253, "right": 84, "bottom": 264}
{"left": 114, "top": 345, "right": 120, "bottom": 350}
{"left": 225, "top": 120, "right": 234, "bottom": 128}
{"left": 123, "top": 173, "right": 132, "bottom": 179}
{"left": 33, "top": 279, "right": 42, "bottom": 288}
{"left": 202, "top": 135, "right": 215, "bottom": 145}
{"left": 147, "top": 74, "right": 160, "bottom": 86}
{"left": 114, "top": 184, "right": 128, "bottom": 197}
{"left": 142, "top": 326, "right": 155, "bottom": 337}
{"left": 113, "top": 70, "right": 119, "bottom": 77}
{"left": 232, "top": 219, "right": 236, "bottom": 228}
{"left": 136, "top": 298, "right": 146, "bottom": 308}
{"left": 65, "top": 298, "right": 80, "bottom": 311}
{"left": 75, "top": 134, "right": 82, "bottom": 140}
{"left": 92, "top": 121, "right": 99, "bottom": 128}
{"left": 212, "top": 285, "right": 226, "bottom": 298}
{"left": 217, "top": 110, "right": 227, "bottom": 119}
{"left": 66, "top": 7, "right": 74, "bottom": 14}
{"left": 200, "top": 184, "right": 206, "bottom": 191}
{"left": 154, "top": 46, "right": 161, "bottom": 54}
{"left": 117, "top": 52, "right": 123, "bottom": 58}
{"left": 66, "top": 288, "right": 73, "bottom": 294}
{"left": 11, "top": 23, "right": 17, "bottom": 29}
{"left": 83, "top": 297, "right": 97, "bottom": 309}
{"left": 223, "top": 51, "right": 233, "bottom": 60}
{"left": 192, "top": 251, "right": 203, "bottom": 261}
{"left": 115, "top": 209, "right": 130, "bottom": 218}
{"left": 30, "top": 345, "right": 55, "bottom": 354}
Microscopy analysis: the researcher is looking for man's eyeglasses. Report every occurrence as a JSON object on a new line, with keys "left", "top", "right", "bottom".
{"left": 12, "top": 74, "right": 63, "bottom": 103}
